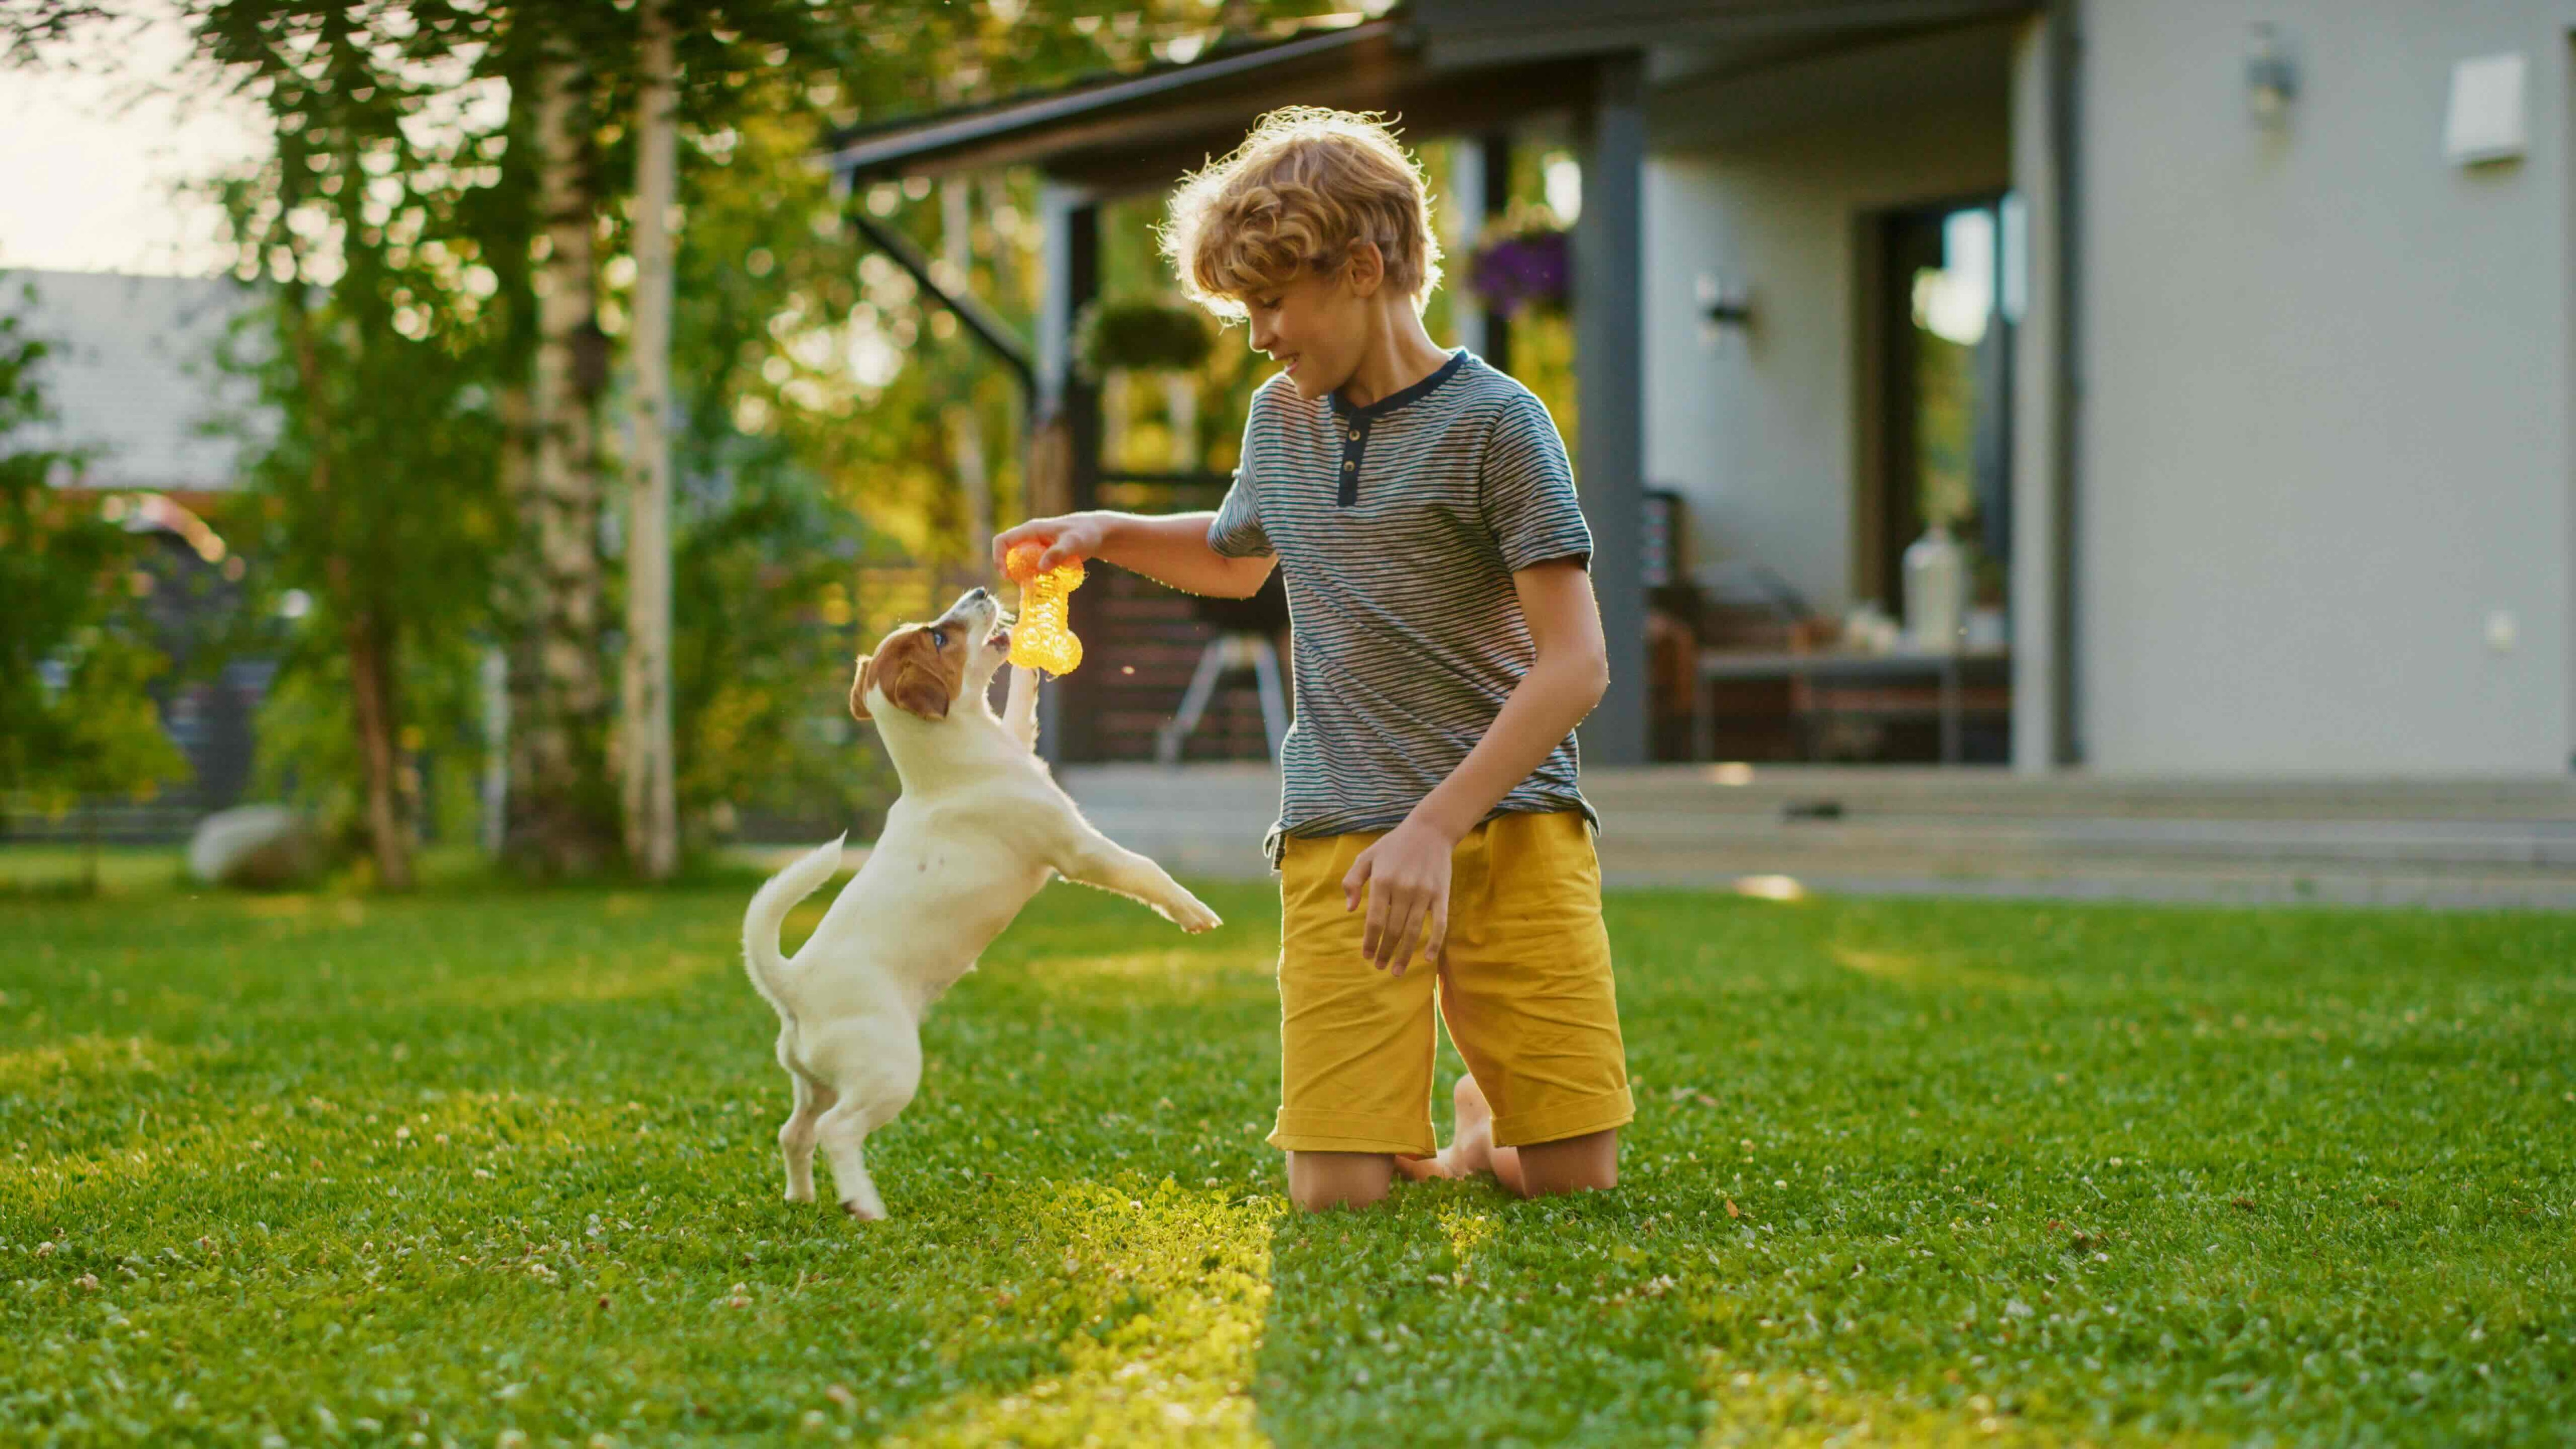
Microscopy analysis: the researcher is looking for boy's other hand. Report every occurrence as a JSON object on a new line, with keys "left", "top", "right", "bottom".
{"left": 1344, "top": 820, "right": 1453, "bottom": 978}
{"left": 992, "top": 513, "right": 1104, "bottom": 577}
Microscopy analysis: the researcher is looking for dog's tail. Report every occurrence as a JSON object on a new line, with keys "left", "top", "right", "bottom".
{"left": 742, "top": 834, "right": 845, "bottom": 1021}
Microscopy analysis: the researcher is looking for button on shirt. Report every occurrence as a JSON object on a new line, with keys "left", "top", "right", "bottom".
{"left": 1208, "top": 350, "right": 1598, "bottom": 862}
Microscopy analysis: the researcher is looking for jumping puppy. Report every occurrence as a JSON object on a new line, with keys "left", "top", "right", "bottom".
{"left": 741, "top": 588, "right": 1221, "bottom": 1219}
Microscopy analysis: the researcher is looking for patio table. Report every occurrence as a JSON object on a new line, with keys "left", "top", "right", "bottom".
{"left": 1692, "top": 647, "right": 2011, "bottom": 765}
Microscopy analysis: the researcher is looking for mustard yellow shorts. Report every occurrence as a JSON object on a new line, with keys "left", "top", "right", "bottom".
{"left": 1269, "top": 809, "right": 1634, "bottom": 1158}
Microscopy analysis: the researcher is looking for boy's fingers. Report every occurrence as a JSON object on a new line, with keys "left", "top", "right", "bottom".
{"left": 1342, "top": 850, "right": 1374, "bottom": 913}
{"left": 1381, "top": 891, "right": 1425, "bottom": 975}
{"left": 1424, "top": 898, "right": 1449, "bottom": 966}
{"left": 1388, "top": 905, "right": 1425, "bottom": 978}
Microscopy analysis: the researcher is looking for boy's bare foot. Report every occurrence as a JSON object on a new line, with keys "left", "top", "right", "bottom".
{"left": 1438, "top": 1075, "right": 1497, "bottom": 1179}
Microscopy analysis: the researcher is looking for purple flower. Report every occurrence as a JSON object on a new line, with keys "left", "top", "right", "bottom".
{"left": 1468, "top": 230, "right": 1569, "bottom": 316}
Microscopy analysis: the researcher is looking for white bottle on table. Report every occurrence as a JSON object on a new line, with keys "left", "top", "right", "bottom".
{"left": 1903, "top": 521, "right": 1965, "bottom": 655}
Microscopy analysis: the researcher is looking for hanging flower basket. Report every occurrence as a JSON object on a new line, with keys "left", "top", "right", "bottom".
{"left": 1466, "top": 224, "right": 1570, "bottom": 317}
{"left": 1073, "top": 298, "right": 1213, "bottom": 382}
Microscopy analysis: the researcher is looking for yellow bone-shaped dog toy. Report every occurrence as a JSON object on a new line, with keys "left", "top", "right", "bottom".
{"left": 1005, "top": 540, "right": 1086, "bottom": 675}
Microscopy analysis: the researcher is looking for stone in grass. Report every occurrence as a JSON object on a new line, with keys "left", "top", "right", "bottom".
{"left": 187, "top": 805, "right": 320, "bottom": 890}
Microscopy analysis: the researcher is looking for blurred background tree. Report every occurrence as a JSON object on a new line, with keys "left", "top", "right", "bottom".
{"left": 16, "top": 0, "right": 1370, "bottom": 885}
{"left": 0, "top": 280, "right": 191, "bottom": 891}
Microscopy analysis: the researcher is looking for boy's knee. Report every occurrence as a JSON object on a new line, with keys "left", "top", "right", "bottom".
{"left": 1513, "top": 1130, "right": 1620, "bottom": 1198}
{"left": 1286, "top": 1151, "right": 1394, "bottom": 1213}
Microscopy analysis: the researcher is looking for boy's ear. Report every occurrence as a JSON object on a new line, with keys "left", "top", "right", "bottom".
{"left": 849, "top": 655, "right": 875, "bottom": 721}
{"left": 1345, "top": 239, "right": 1385, "bottom": 299}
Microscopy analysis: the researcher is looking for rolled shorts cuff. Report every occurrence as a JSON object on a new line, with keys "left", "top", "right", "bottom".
{"left": 1492, "top": 1085, "right": 1635, "bottom": 1150}
{"left": 1266, "top": 1107, "right": 1438, "bottom": 1159}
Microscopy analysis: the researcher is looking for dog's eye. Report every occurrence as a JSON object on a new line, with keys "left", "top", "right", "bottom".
{"left": 929, "top": 628, "right": 947, "bottom": 649}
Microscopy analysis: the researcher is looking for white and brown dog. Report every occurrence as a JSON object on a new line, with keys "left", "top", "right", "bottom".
{"left": 741, "top": 587, "right": 1221, "bottom": 1219}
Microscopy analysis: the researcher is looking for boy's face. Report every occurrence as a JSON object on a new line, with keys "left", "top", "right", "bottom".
{"left": 1242, "top": 266, "right": 1376, "bottom": 401}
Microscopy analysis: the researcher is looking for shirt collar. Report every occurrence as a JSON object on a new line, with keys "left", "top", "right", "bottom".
{"left": 1330, "top": 349, "right": 1468, "bottom": 423}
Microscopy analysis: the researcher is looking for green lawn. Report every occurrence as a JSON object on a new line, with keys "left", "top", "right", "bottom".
{"left": 3, "top": 854, "right": 2571, "bottom": 1447}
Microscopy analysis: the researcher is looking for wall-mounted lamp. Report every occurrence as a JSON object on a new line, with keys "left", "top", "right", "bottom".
{"left": 1697, "top": 272, "right": 1752, "bottom": 345}
{"left": 2246, "top": 23, "right": 2297, "bottom": 127}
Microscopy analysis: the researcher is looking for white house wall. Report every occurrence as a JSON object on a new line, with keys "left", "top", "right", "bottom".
{"left": 2078, "top": 0, "right": 2573, "bottom": 775}
{"left": 1643, "top": 61, "right": 2011, "bottom": 620}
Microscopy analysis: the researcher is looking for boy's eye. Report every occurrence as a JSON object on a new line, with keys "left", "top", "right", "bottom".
{"left": 1255, "top": 297, "right": 1281, "bottom": 311}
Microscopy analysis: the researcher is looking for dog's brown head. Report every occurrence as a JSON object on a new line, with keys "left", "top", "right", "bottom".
{"left": 851, "top": 589, "right": 1011, "bottom": 724}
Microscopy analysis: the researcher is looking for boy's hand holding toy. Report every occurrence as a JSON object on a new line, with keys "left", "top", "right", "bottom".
{"left": 1005, "top": 539, "right": 1086, "bottom": 675}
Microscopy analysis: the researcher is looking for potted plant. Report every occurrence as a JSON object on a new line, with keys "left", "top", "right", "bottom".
{"left": 1074, "top": 298, "right": 1215, "bottom": 472}
{"left": 1465, "top": 207, "right": 1571, "bottom": 317}
{"left": 1072, "top": 297, "right": 1213, "bottom": 381}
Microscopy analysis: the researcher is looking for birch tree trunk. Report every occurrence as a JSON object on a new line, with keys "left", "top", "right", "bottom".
{"left": 515, "top": 40, "right": 614, "bottom": 876}
{"left": 621, "top": 0, "right": 679, "bottom": 879}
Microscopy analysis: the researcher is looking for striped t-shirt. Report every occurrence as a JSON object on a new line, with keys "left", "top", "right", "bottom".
{"left": 1208, "top": 349, "right": 1598, "bottom": 862}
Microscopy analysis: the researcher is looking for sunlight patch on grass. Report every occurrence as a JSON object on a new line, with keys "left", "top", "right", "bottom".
{"left": 882, "top": 1178, "right": 1281, "bottom": 1447}
{"left": 0, "top": 1032, "right": 186, "bottom": 1092}
{"left": 1697, "top": 1362, "right": 2226, "bottom": 1447}
{"left": 1831, "top": 945, "right": 2037, "bottom": 993}
{"left": 1436, "top": 1202, "right": 1497, "bottom": 1283}
{"left": 1026, "top": 949, "right": 1275, "bottom": 999}
{"left": 425, "top": 951, "right": 723, "bottom": 1009}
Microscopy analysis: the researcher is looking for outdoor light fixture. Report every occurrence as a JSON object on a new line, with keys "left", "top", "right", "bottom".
{"left": 1697, "top": 272, "right": 1752, "bottom": 343}
{"left": 2246, "top": 23, "right": 2296, "bottom": 126}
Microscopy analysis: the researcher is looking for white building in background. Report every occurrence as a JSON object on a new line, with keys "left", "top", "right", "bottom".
{"left": 1629, "top": 0, "right": 2571, "bottom": 778}
{"left": 8, "top": 268, "right": 262, "bottom": 496}
{"left": 9, "top": 269, "right": 272, "bottom": 827}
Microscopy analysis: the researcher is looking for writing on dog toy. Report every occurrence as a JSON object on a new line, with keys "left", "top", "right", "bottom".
{"left": 1005, "top": 541, "right": 1086, "bottom": 675}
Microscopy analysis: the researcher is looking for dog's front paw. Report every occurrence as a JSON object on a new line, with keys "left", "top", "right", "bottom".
{"left": 1168, "top": 895, "right": 1223, "bottom": 935}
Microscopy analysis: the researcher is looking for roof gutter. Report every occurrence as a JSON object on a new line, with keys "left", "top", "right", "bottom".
{"left": 821, "top": 21, "right": 1391, "bottom": 180}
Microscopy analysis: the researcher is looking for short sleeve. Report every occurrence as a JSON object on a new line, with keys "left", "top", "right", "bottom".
{"left": 1208, "top": 403, "right": 1274, "bottom": 558}
{"left": 1481, "top": 391, "right": 1591, "bottom": 572}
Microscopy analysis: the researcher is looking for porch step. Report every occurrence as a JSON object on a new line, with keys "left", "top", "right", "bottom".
{"left": 1058, "top": 763, "right": 2576, "bottom": 906}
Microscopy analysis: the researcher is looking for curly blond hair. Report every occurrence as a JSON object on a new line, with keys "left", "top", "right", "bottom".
{"left": 1160, "top": 108, "right": 1443, "bottom": 321}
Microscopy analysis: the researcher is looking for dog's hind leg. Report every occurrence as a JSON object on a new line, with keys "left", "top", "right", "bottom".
{"left": 812, "top": 1027, "right": 921, "bottom": 1221}
{"left": 778, "top": 1064, "right": 836, "bottom": 1204}
{"left": 814, "top": 1093, "right": 905, "bottom": 1221}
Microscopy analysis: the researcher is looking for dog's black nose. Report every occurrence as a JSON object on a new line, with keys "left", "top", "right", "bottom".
{"left": 968, "top": 586, "right": 992, "bottom": 601}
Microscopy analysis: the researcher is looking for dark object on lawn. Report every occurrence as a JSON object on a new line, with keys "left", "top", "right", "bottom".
{"left": 1782, "top": 799, "right": 1845, "bottom": 822}
{"left": 187, "top": 805, "right": 320, "bottom": 890}
{"left": 1073, "top": 298, "right": 1212, "bottom": 381}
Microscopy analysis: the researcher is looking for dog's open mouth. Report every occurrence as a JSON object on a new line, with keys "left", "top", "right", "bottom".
{"left": 987, "top": 623, "right": 1012, "bottom": 652}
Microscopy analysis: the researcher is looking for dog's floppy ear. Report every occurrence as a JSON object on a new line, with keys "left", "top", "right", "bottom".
{"left": 849, "top": 655, "right": 875, "bottom": 722}
{"left": 877, "top": 629, "right": 955, "bottom": 721}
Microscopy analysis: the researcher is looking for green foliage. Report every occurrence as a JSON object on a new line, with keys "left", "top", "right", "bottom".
{"left": 4, "top": 879, "right": 2572, "bottom": 1444}
{"left": 1073, "top": 297, "right": 1213, "bottom": 380}
{"left": 668, "top": 449, "right": 896, "bottom": 841}
{"left": 127, "top": 1, "right": 1397, "bottom": 862}
{"left": 0, "top": 283, "right": 188, "bottom": 815}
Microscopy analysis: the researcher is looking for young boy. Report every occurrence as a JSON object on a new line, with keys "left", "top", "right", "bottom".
{"left": 993, "top": 108, "right": 1630, "bottom": 1212}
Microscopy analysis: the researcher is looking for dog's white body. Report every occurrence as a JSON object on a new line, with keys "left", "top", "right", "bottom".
{"left": 742, "top": 590, "right": 1219, "bottom": 1219}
